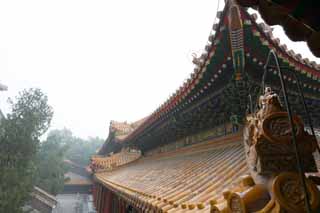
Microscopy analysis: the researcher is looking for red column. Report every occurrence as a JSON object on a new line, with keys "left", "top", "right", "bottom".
{"left": 119, "top": 198, "right": 122, "bottom": 213}
{"left": 92, "top": 184, "right": 97, "bottom": 208}
{"left": 99, "top": 187, "right": 106, "bottom": 213}
{"left": 117, "top": 197, "right": 121, "bottom": 213}
{"left": 120, "top": 198, "right": 126, "bottom": 213}
{"left": 97, "top": 185, "right": 102, "bottom": 213}
{"left": 103, "top": 189, "right": 112, "bottom": 213}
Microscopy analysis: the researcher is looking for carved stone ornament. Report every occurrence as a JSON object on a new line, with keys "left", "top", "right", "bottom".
{"left": 272, "top": 172, "right": 320, "bottom": 212}
{"left": 242, "top": 88, "right": 320, "bottom": 212}
{"left": 229, "top": 193, "right": 245, "bottom": 213}
{"left": 261, "top": 112, "right": 303, "bottom": 144}
{"left": 244, "top": 88, "right": 318, "bottom": 178}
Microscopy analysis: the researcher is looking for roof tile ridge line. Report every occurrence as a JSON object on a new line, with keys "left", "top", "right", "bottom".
{"left": 95, "top": 162, "right": 219, "bottom": 210}
{"left": 95, "top": 175, "right": 152, "bottom": 201}
{"left": 94, "top": 147, "right": 244, "bottom": 209}
{"left": 96, "top": 177, "right": 179, "bottom": 210}
{"left": 95, "top": 133, "right": 242, "bottom": 169}
{"left": 121, "top": 3, "right": 232, "bottom": 144}
{"left": 101, "top": 155, "right": 142, "bottom": 172}
{"left": 249, "top": 10, "right": 320, "bottom": 71}
{"left": 144, "top": 132, "right": 242, "bottom": 160}
{"left": 241, "top": 8, "right": 320, "bottom": 73}
{"left": 148, "top": 140, "right": 241, "bottom": 162}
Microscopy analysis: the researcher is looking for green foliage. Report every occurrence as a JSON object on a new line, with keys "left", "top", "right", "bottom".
{"left": 66, "top": 136, "right": 104, "bottom": 166}
{"left": 0, "top": 88, "right": 53, "bottom": 213}
{"left": 42, "top": 128, "right": 104, "bottom": 166}
{"left": 34, "top": 128, "right": 104, "bottom": 195}
{"left": 8, "top": 88, "right": 53, "bottom": 139}
{"left": 35, "top": 132, "right": 69, "bottom": 195}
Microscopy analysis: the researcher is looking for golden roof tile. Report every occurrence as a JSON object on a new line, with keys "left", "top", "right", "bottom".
{"left": 95, "top": 139, "right": 249, "bottom": 212}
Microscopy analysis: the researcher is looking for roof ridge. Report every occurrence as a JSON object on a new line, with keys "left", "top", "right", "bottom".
{"left": 245, "top": 10, "right": 320, "bottom": 72}
{"left": 143, "top": 133, "right": 242, "bottom": 160}
{"left": 122, "top": 2, "right": 231, "bottom": 144}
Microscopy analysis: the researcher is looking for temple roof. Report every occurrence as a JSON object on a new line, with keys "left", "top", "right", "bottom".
{"left": 95, "top": 134, "right": 250, "bottom": 212}
{"left": 93, "top": 2, "right": 320, "bottom": 211}
{"left": 98, "top": 118, "right": 148, "bottom": 155}
{"left": 99, "top": 0, "right": 320, "bottom": 155}
{"left": 236, "top": 0, "right": 320, "bottom": 57}
{"left": 109, "top": 117, "right": 148, "bottom": 141}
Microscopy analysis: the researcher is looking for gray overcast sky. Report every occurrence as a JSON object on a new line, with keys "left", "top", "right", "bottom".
{"left": 0, "top": 0, "right": 319, "bottom": 139}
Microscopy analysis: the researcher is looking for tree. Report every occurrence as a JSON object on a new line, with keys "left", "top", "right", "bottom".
{"left": 66, "top": 136, "right": 104, "bottom": 166}
{"left": 35, "top": 132, "right": 69, "bottom": 195}
{"left": 34, "top": 128, "right": 104, "bottom": 195}
{"left": 0, "top": 88, "right": 53, "bottom": 213}
{"left": 38, "top": 128, "right": 104, "bottom": 166}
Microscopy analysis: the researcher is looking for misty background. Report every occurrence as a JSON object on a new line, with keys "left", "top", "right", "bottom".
{"left": 0, "top": 0, "right": 319, "bottom": 139}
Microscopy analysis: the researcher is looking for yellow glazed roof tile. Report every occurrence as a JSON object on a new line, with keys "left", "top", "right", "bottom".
{"left": 95, "top": 139, "right": 249, "bottom": 212}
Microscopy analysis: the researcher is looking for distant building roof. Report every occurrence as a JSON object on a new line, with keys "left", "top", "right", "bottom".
{"left": 26, "top": 186, "right": 57, "bottom": 213}
{"left": 109, "top": 116, "right": 149, "bottom": 141}
{"left": 32, "top": 186, "right": 58, "bottom": 207}
{"left": 97, "top": 118, "right": 148, "bottom": 155}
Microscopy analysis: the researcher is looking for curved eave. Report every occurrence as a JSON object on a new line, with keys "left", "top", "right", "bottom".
{"left": 236, "top": 0, "right": 320, "bottom": 57}
{"left": 243, "top": 10, "right": 320, "bottom": 74}
{"left": 98, "top": 132, "right": 122, "bottom": 155}
{"left": 100, "top": 1, "right": 320, "bottom": 154}
{"left": 240, "top": 9, "right": 320, "bottom": 99}
{"left": 116, "top": 0, "right": 320, "bottom": 148}
{"left": 121, "top": 2, "right": 232, "bottom": 146}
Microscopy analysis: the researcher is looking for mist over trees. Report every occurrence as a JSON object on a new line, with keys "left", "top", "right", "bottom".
{"left": 35, "top": 128, "right": 104, "bottom": 195}
{"left": 35, "top": 132, "right": 69, "bottom": 195}
{"left": 0, "top": 88, "right": 53, "bottom": 213}
{"left": 0, "top": 88, "right": 104, "bottom": 212}
{"left": 41, "top": 128, "right": 104, "bottom": 166}
{"left": 33, "top": 128, "right": 105, "bottom": 197}
{"left": 64, "top": 132, "right": 104, "bottom": 166}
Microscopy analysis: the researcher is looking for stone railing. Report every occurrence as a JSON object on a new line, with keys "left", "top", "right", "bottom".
{"left": 91, "top": 149, "right": 141, "bottom": 172}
